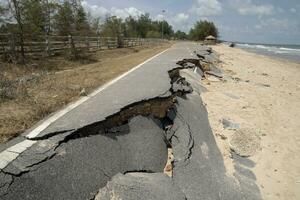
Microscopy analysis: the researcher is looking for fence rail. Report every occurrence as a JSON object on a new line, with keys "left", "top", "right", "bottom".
{"left": 0, "top": 34, "right": 167, "bottom": 57}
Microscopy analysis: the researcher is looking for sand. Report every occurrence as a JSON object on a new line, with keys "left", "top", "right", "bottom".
{"left": 201, "top": 44, "right": 300, "bottom": 200}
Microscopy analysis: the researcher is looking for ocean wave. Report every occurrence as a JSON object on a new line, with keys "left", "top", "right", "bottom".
{"left": 236, "top": 43, "right": 300, "bottom": 55}
{"left": 279, "top": 47, "right": 300, "bottom": 52}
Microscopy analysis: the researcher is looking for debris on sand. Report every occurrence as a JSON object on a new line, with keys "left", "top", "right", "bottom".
{"left": 229, "top": 128, "right": 261, "bottom": 157}
{"left": 222, "top": 118, "right": 240, "bottom": 130}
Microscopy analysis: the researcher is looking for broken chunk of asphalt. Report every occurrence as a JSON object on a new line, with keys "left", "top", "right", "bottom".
{"left": 1, "top": 116, "right": 168, "bottom": 200}
{"left": 0, "top": 43, "right": 261, "bottom": 200}
{"left": 222, "top": 118, "right": 240, "bottom": 130}
{"left": 94, "top": 173, "right": 186, "bottom": 200}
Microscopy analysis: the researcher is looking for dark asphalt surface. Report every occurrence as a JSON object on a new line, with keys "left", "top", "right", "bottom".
{"left": 2, "top": 116, "right": 168, "bottom": 200}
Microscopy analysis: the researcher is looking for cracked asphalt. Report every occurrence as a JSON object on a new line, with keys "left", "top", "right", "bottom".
{"left": 0, "top": 42, "right": 261, "bottom": 200}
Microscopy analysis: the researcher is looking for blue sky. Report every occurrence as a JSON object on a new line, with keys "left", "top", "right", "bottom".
{"left": 83, "top": 0, "right": 300, "bottom": 44}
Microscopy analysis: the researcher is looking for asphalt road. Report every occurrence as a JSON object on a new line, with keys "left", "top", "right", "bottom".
{"left": 0, "top": 42, "right": 261, "bottom": 200}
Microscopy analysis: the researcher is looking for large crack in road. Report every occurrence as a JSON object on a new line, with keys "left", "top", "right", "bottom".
{"left": 0, "top": 44, "right": 261, "bottom": 200}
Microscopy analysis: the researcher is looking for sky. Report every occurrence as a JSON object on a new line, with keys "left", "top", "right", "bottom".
{"left": 82, "top": 0, "right": 300, "bottom": 44}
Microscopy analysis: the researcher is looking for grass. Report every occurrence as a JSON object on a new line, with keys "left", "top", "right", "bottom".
{"left": 0, "top": 43, "right": 172, "bottom": 143}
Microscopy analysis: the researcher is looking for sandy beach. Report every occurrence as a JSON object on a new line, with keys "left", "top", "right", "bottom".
{"left": 201, "top": 44, "right": 300, "bottom": 200}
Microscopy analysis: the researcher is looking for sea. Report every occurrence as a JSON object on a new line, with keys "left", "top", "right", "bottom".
{"left": 233, "top": 43, "right": 300, "bottom": 63}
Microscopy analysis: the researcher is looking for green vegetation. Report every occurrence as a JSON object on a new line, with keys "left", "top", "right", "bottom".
{"left": 0, "top": 0, "right": 218, "bottom": 41}
{"left": 0, "top": 0, "right": 219, "bottom": 62}
{"left": 174, "top": 30, "right": 188, "bottom": 40}
{"left": 189, "top": 20, "right": 218, "bottom": 41}
{"left": 0, "top": 1, "right": 175, "bottom": 39}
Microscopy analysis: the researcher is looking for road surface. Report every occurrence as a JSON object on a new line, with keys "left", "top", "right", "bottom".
{"left": 0, "top": 42, "right": 261, "bottom": 200}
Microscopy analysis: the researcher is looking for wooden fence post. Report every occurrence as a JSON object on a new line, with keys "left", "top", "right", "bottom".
{"left": 85, "top": 36, "right": 89, "bottom": 51}
{"left": 97, "top": 35, "right": 100, "bottom": 50}
{"left": 9, "top": 33, "right": 16, "bottom": 62}
{"left": 68, "top": 35, "right": 76, "bottom": 59}
{"left": 45, "top": 36, "right": 50, "bottom": 56}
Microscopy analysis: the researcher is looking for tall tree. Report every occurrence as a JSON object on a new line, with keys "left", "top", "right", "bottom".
{"left": 189, "top": 20, "right": 218, "bottom": 41}
{"left": 124, "top": 16, "right": 138, "bottom": 37}
{"left": 22, "top": 0, "right": 46, "bottom": 35}
{"left": 100, "top": 16, "right": 123, "bottom": 37}
{"left": 54, "top": 1, "right": 74, "bottom": 35}
{"left": 0, "top": 4, "right": 7, "bottom": 24}
{"left": 8, "top": 0, "right": 25, "bottom": 62}
{"left": 136, "top": 13, "right": 152, "bottom": 38}
{"left": 75, "top": 5, "right": 90, "bottom": 35}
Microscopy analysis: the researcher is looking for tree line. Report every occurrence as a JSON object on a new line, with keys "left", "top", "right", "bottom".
{"left": 0, "top": 0, "right": 218, "bottom": 40}
{"left": 0, "top": 0, "right": 219, "bottom": 63}
{"left": 0, "top": 0, "right": 175, "bottom": 39}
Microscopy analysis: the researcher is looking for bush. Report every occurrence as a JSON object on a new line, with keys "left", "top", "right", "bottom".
{"left": 146, "top": 31, "right": 161, "bottom": 38}
{"left": 0, "top": 75, "right": 17, "bottom": 101}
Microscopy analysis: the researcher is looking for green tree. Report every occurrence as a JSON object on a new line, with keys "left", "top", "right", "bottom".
{"left": 75, "top": 5, "right": 90, "bottom": 35}
{"left": 0, "top": 4, "right": 7, "bottom": 24}
{"left": 8, "top": 0, "right": 26, "bottom": 62}
{"left": 154, "top": 20, "right": 174, "bottom": 39}
{"left": 54, "top": 1, "right": 74, "bottom": 35}
{"left": 189, "top": 20, "right": 218, "bottom": 41}
{"left": 100, "top": 16, "right": 123, "bottom": 37}
{"left": 22, "top": 0, "right": 47, "bottom": 35}
{"left": 174, "top": 30, "right": 187, "bottom": 40}
{"left": 146, "top": 30, "right": 160, "bottom": 38}
{"left": 124, "top": 16, "right": 138, "bottom": 37}
{"left": 136, "top": 13, "right": 152, "bottom": 38}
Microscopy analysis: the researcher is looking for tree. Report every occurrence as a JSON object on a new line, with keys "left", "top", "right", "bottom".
{"left": 8, "top": 0, "right": 25, "bottom": 62}
{"left": 154, "top": 20, "right": 174, "bottom": 39}
{"left": 100, "top": 16, "right": 123, "bottom": 37}
{"left": 53, "top": 1, "right": 74, "bottom": 35}
{"left": 53, "top": 0, "right": 92, "bottom": 36}
{"left": 146, "top": 30, "right": 160, "bottom": 38}
{"left": 0, "top": 3, "right": 7, "bottom": 24}
{"left": 189, "top": 20, "right": 218, "bottom": 41}
{"left": 75, "top": 5, "right": 90, "bottom": 35}
{"left": 174, "top": 30, "right": 188, "bottom": 40}
{"left": 136, "top": 13, "right": 152, "bottom": 38}
{"left": 124, "top": 16, "right": 138, "bottom": 37}
{"left": 22, "top": 0, "right": 47, "bottom": 35}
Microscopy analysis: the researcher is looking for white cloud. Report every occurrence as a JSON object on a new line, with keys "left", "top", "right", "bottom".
{"left": 155, "top": 14, "right": 165, "bottom": 21}
{"left": 255, "top": 18, "right": 300, "bottom": 34}
{"left": 231, "top": 0, "right": 275, "bottom": 16}
{"left": 154, "top": 12, "right": 190, "bottom": 32}
{"left": 81, "top": 1, "right": 109, "bottom": 18}
{"left": 171, "top": 13, "right": 190, "bottom": 31}
{"left": 290, "top": 8, "right": 296, "bottom": 13}
{"left": 81, "top": 1, "right": 144, "bottom": 20}
{"left": 111, "top": 7, "right": 144, "bottom": 19}
{"left": 173, "top": 13, "right": 189, "bottom": 24}
{"left": 190, "top": 0, "right": 222, "bottom": 16}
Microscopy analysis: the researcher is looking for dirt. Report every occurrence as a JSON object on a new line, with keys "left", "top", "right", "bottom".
{"left": 0, "top": 43, "right": 172, "bottom": 143}
{"left": 201, "top": 44, "right": 300, "bottom": 200}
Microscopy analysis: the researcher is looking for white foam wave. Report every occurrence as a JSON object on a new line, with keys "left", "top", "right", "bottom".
{"left": 236, "top": 43, "right": 300, "bottom": 55}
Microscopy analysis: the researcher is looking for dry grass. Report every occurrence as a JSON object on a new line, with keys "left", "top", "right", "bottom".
{"left": 0, "top": 43, "right": 172, "bottom": 143}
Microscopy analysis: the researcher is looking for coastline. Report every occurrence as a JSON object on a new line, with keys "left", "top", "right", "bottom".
{"left": 202, "top": 44, "right": 300, "bottom": 200}
{"left": 234, "top": 44, "right": 300, "bottom": 63}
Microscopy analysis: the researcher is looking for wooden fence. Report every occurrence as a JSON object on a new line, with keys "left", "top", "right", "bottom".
{"left": 0, "top": 34, "right": 167, "bottom": 57}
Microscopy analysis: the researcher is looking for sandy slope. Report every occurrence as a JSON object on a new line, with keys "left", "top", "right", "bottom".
{"left": 201, "top": 44, "right": 300, "bottom": 200}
